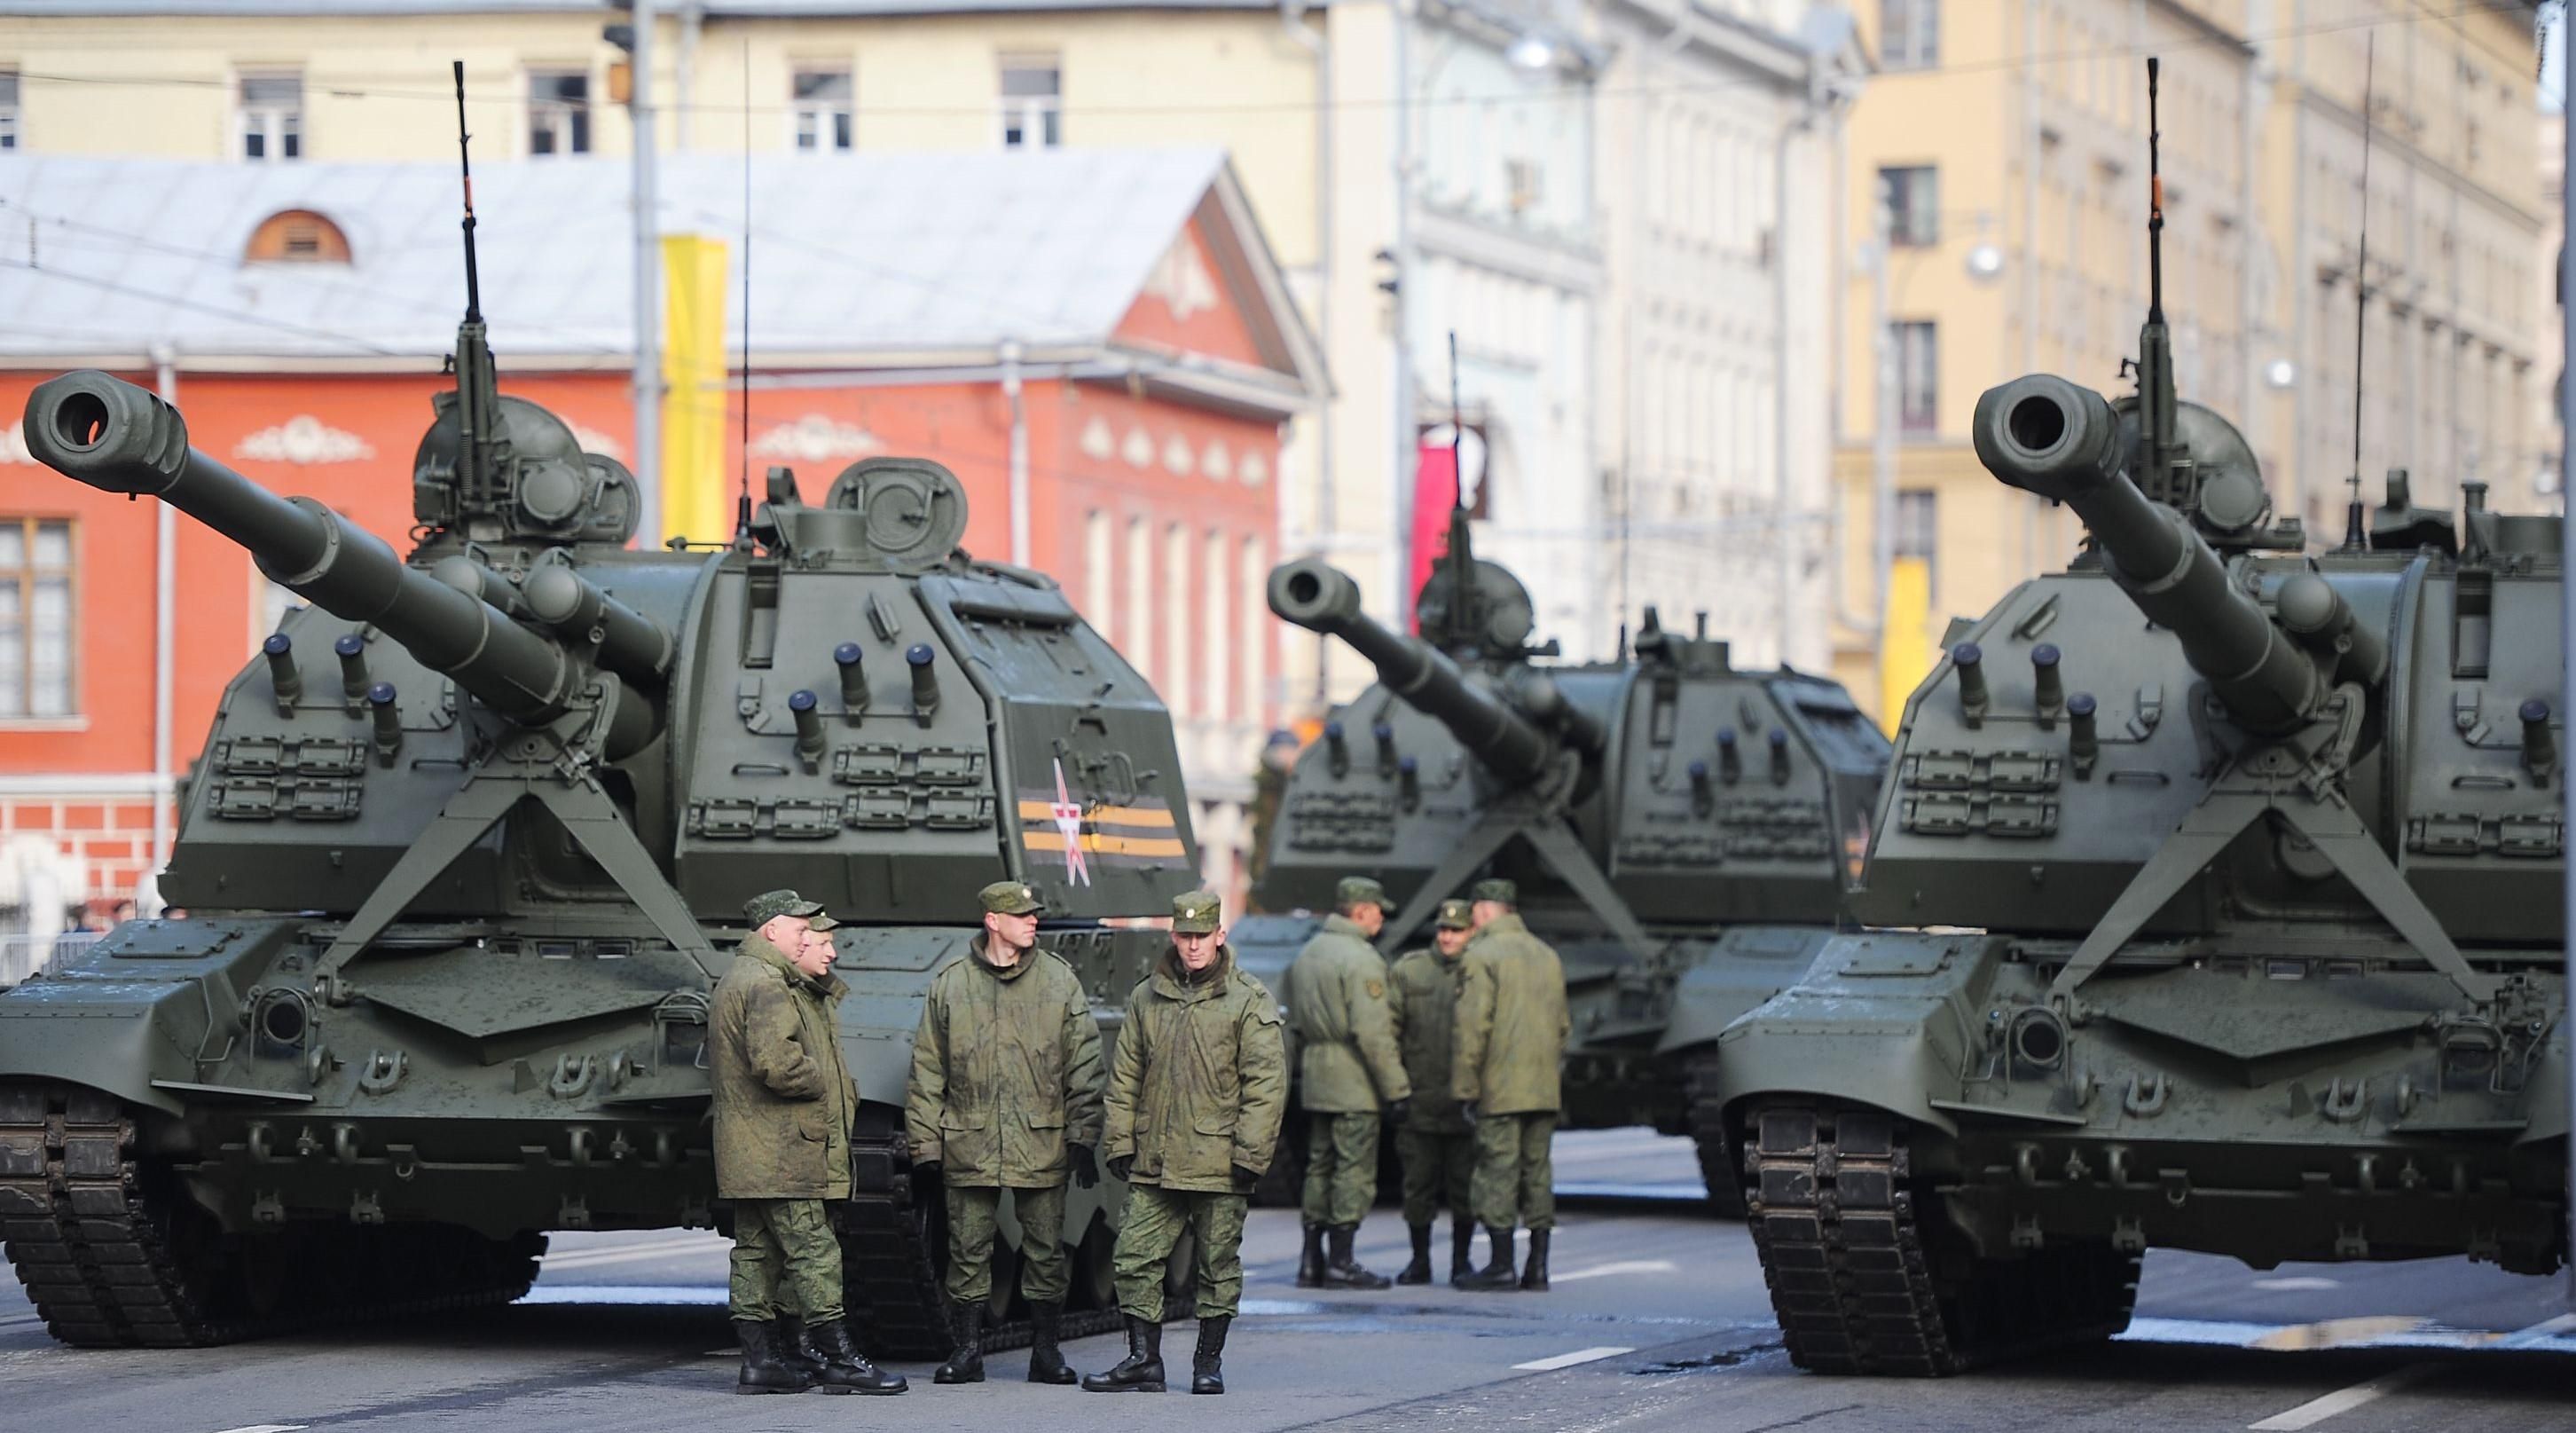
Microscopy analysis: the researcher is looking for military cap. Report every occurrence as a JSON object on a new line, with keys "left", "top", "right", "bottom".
{"left": 743, "top": 888, "right": 838, "bottom": 930}
{"left": 1436, "top": 899, "right": 1473, "bottom": 931}
{"left": 1334, "top": 875, "right": 1394, "bottom": 912}
{"left": 1470, "top": 878, "right": 1518, "bottom": 906}
{"left": 979, "top": 879, "right": 1047, "bottom": 916}
{"left": 1170, "top": 889, "right": 1224, "bottom": 934}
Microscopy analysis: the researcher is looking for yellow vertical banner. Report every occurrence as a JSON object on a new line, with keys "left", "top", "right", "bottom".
{"left": 661, "top": 233, "right": 731, "bottom": 547}
{"left": 1877, "top": 556, "right": 1934, "bottom": 737}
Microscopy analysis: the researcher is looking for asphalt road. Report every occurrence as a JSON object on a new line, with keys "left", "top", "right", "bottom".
{"left": 4, "top": 1130, "right": 2570, "bottom": 1433}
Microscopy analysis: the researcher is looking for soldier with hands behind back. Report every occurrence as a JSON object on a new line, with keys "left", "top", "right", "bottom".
{"left": 907, "top": 879, "right": 1106, "bottom": 1386}
{"left": 711, "top": 890, "right": 908, "bottom": 1396}
{"left": 1284, "top": 875, "right": 1411, "bottom": 1289}
{"left": 1086, "top": 891, "right": 1287, "bottom": 1396}
{"left": 1388, "top": 899, "right": 1479, "bottom": 1286}
{"left": 1451, "top": 878, "right": 1570, "bottom": 1292}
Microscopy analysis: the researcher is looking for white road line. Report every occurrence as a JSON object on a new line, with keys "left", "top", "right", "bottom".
{"left": 2249, "top": 1277, "right": 2340, "bottom": 1292}
{"left": 1512, "top": 1346, "right": 1634, "bottom": 1372}
{"left": 2494, "top": 1312, "right": 2576, "bottom": 1349}
{"left": 2246, "top": 1365, "right": 2438, "bottom": 1431}
{"left": 210, "top": 1424, "right": 308, "bottom": 1433}
{"left": 1551, "top": 1259, "right": 1677, "bottom": 1284}
{"left": 540, "top": 1239, "right": 730, "bottom": 1272}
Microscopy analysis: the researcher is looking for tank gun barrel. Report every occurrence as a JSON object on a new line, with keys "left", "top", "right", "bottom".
{"left": 25, "top": 370, "right": 663, "bottom": 754}
{"left": 1268, "top": 557, "right": 1556, "bottom": 783}
{"left": 1972, "top": 375, "right": 2378, "bottom": 735}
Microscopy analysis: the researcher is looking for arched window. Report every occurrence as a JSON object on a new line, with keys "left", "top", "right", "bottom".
{"left": 244, "top": 209, "right": 351, "bottom": 264}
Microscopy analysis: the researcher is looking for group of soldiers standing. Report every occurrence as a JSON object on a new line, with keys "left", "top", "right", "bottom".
{"left": 1285, "top": 876, "right": 1569, "bottom": 1294}
{"left": 703, "top": 870, "right": 1561, "bottom": 1399}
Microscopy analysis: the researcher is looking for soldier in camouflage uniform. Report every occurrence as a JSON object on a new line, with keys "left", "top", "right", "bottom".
{"left": 1085, "top": 891, "right": 1286, "bottom": 1397}
{"left": 1387, "top": 898, "right": 1478, "bottom": 1286}
{"left": 1450, "top": 878, "right": 1569, "bottom": 1292}
{"left": 711, "top": 890, "right": 907, "bottom": 1395}
{"left": 907, "top": 879, "right": 1105, "bottom": 1387}
{"left": 1284, "top": 874, "right": 1410, "bottom": 1289}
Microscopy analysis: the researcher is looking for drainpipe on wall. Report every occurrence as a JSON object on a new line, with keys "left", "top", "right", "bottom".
{"left": 630, "top": 0, "right": 663, "bottom": 544}
{"left": 1390, "top": 0, "right": 1417, "bottom": 634}
{"left": 1002, "top": 340, "right": 1031, "bottom": 567}
{"left": 150, "top": 348, "right": 177, "bottom": 884}
{"left": 1775, "top": 64, "right": 1821, "bottom": 668}
{"left": 675, "top": 1, "right": 702, "bottom": 149}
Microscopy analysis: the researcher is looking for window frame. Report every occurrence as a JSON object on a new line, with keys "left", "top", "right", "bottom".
{"left": 1881, "top": 0, "right": 1938, "bottom": 71}
{"left": 1895, "top": 319, "right": 1938, "bottom": 437}
{"left": 790, "top": 65, "right": 853, "bottom": 152}
{"left": 0, "top": 70, "right": 20, "bottom": 151}
{"left": 997, "top": 55, "right": 1062, "bottom": 150}
{"left": 527, "top": 67, "right": 593, "bottom": 157}
{"left": 238, "top": 69, "right": 302, "bottom": 162}
{"left": 0, "top": 516, "right": 79, "bottom": 721}
{"left": 1881, "top": 164, "right": 1937, "bottom": 247}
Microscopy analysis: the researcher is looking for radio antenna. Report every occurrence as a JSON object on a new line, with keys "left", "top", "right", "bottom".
{"left": 452, "top": 60, "right": 482, "bottom": 323}
{"left": 2134, "top": 58, "right": 2185, "bottom": 509}
{"left": 2343, "top": 35, "right": 2376, "bottom": 551}
{"left": 734, "top": 38, "right": 755, "bottom": 543}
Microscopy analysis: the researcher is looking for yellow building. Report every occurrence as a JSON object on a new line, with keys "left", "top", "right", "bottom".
{"left": 1832, "top": 0, "right": 2546, "bottom": 720}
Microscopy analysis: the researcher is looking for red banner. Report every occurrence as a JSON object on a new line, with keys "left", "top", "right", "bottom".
{"left": 1408, "top": 442, "right": 1458, "bottom": 631}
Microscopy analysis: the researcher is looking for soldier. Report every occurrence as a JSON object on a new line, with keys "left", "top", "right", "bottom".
{"left": 1085, "top": 890, "right": 1286, "bottom": 1397}
{"left": 1450, "top": 878, "right": 1569, "bottom": 1292}
{"left": 711, "top": 890, "right": 908, "bottom": 1395}
{"left": 1283, "top": 874, "right": 1410, "bottom": 1289}
{"left": 907, "top": 879, "right": 1105, "bottom": 1387}
{"left": 1387, "top": 898, "right": 1478, "bottom": 1286}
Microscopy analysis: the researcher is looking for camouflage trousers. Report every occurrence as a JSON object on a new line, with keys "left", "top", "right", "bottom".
{"left": 1111, "top": 1184, "right": 1250, "bottom": 1321}
{"left": 1396, "top": 1127, "right": 1476, "bottom": 1228}
{"left": 1470, "top": 1112, "right": 1557, "bottom": 1232}
{"left": 728, "top": 1198, "right": 844, "bottom": 1323}
{"left": 1300, "top": 1110, "right": 1381, "bottom": 1227}
{"left": 944, "top": 1182, "right": 1070, "bottom": 1306}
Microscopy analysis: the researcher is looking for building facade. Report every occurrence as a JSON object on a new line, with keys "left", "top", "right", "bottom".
{"left": 1829, "top": 0, "right": 2548, "bottom": 720}
{"left": 0, "top": 147, "right": 1322, "bottom": 916}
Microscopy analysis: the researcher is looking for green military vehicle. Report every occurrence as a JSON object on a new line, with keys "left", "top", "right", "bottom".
{"left": 0, "top": 263, "right": 1199, "bottom": 1350}
{"left": 1713, "top": 61, "right": 2567, "bottom": 1374}
{"left": 1233, "top": 511, "right": 1890, "bottom": 1210}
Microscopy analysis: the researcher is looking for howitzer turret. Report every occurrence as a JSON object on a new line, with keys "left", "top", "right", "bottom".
{"left": 1238, "top": 522, "right": 1888, "bottom": 1215}
{"left": 1716, "top": 58, "right": 2567, "bottom": 1380}
{"left": 1975, "top": 374, "right": 2384, "bottom": 736}
{"left": 25, "top": 371, "right": 671, "bottom": 760}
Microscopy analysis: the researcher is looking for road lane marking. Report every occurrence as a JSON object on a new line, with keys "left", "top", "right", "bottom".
{"left": 1512, "top": 1346, "right": 1633, "bottom": 1372}
{"left": 2249, "top": 1277, "right": 2340, "bottom": 1292}
{"left": 2494, "top": 1312, "right": 2576, "bottom": 1348}
{"left": 540, "top": 1237, "right": 730, "bottom": 1272}
{"left": 2247, "top": 1366, "right": 2437, "bottom": 1431}
{"left": 1551, "top": 1259, "right": 1678, "bottom": 1284}
{"left": 211, "top": 1425, "right": 308, "bottom": 1433}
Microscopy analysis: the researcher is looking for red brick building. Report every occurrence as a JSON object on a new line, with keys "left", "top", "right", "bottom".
{"left": 0, "top": 150, "right": 1322, "bottom": 928}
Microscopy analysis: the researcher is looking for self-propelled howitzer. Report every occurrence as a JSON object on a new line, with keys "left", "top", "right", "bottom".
{"left": 0, "top": 354, "right": 1198, "bottom": 1354}
{"left": 1713, "top": 59, "right": 2564, "bottom": 1376}
{"left": 1239, "top": 530, "right": 1888, "bottom": 1211}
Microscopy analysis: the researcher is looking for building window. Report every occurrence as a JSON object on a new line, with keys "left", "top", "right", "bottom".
{"left": 1505, "top": 157, "right": 1542, "bottom": 216}
{"left": 1201, "top": 529, "right": 1229, "bottom": 722}
{"left": 529, "top": 69, "right": 591, "bottom": 156}
{"left": 1124, "top": 516, "right": 1152, "bottom": 682}
{"left": 0, "top": 519, "right": 75, "bottom": 718}
{"left": 1881, "top": 0, "right": 1937, "bottom": 70}
{"left": 999, "top": 57, "right": 1060, "bottom": 150}
{"left": 1238, "top": 533, "right": 1266, "bottom": 721}
{"left": 1, "top": 71, "right": 19, "bottom": 150}
{"left": 1083, "top": 509, "right": 1111, "bottom": 622}
{"left": 792, "top": 67, "right": 852, "bottom": 152}
{"left": 239, "top": 72, "right": 302, "bottom": 161}
{"left": 244, "top": 209, "right": 351, "bottom": 264}
{"left": 1163, "top": 524, "right": 1192, "bottom": 720}
{"left": 1881, "top": 165, "right": 1936, "bottom": 246}
{"left": 1896, "top": 320, "right": 1937, "bottom": 436}
{"left": 1893, "top": 489, "right": 1937, "bottom": 593}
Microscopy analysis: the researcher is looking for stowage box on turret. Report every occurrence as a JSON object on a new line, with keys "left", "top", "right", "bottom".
{"left": 0, "top": 225, "right": 1198, "bottom": 1350}
{"left": 1234, "top": 510, "right": 1889, "bottom": 1208}
{"left": 1713, "top": 60, "right": 2567, "bottom": 1375}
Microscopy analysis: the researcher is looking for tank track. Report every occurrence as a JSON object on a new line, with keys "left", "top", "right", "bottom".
{"left": 0, "top": 1083, "right": 541, "bottom": 1347}
{"left": 1681, "top": 1050, "right": 1747, "bottom": 1218}
{"left": 838, "top": 1122, "right": 1123, "bottom": 1359}
{"left": 1742, "top": 1102, "right": 2138, "bottom": 1375}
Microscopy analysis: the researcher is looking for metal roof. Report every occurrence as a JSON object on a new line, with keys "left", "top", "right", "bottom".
{"left": 0, "top": 148, "right": 1320, "bottom": 403}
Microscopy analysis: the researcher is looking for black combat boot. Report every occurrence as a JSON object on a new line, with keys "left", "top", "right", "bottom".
{"left": 1457, "top": 1225, "right": 1519, "bottom": 1291}
{"left": 1322, "top": 1224, "right": 1391, "bottom": 1289}
{"left": 808, "top": 1318, "right": 909, "bottom": 1394}
{"left": 1191, "top": 1315, "right": 1231, "bottom": 1395}
{"left": 733, "top": 1319, "right": 811, "bottom": 1395}
{"left": 1449, "top": 1218, "right": 1477, "bottom": 1284}
{"left": 1294, "top": 1222, "right": 1326, "bottom": 1287}
{"left": 1026, "top": 1299, "right": 1078, "bottom": 1385}
{"left": 774, "top": 1314, "right": 827, "bottom": 1383}
{"left": 933, "top": 1300, "right": 986, "bottom": 1384}
{"left": 1519, "top": 1229, "right": 1551, "bottom": 1291}
{"left": 1081, "top": 1313, "right": 1166, "bottom": 1392}
{"left": 1394, "top": 1224, "right": 1435, "bottom": 1285}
